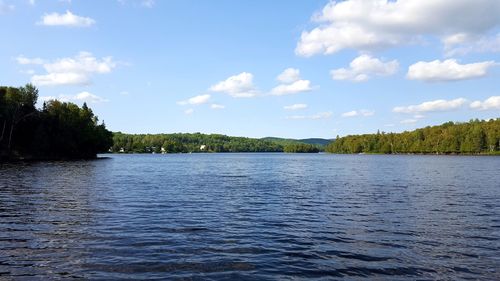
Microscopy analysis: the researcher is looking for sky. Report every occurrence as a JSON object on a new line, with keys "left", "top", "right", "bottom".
{"left": 1, "top": 0, "right": 499, "bottom": 139}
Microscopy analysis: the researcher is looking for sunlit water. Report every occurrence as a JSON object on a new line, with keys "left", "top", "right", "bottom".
{"left": 1, "top": 154, "right": 499, "bottom": 280}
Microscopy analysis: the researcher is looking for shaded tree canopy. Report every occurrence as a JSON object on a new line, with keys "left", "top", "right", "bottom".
{"left": 326, "top": 119, "right": 500, "bottom": 155}
{"left": 0, "top": 84, "right": 113, "bottom": 161}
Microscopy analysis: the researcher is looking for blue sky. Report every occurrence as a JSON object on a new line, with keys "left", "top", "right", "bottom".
{"left": 1, "top": 0, "right": 499, "bottom": 139}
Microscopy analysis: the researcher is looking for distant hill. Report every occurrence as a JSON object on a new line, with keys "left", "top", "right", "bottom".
{"left": 298, "top": 138, "right": 333, "bottom": 146}
{"left": 261, "top": 137, "right": 333, "bottom": 147}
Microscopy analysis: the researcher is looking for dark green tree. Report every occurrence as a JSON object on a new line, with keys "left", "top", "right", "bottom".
{"left": 1, "top": 84, "right": 113, "bottom": 161}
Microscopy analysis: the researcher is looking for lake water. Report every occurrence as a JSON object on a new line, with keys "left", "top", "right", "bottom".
{"left": 1, "top": 154, "right": 499, "bottom": 280}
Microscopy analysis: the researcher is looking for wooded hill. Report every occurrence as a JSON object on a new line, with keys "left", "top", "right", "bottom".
{"left": 112, "top": 133, "right": 328, "bottom": 153}
{"left": 261, "top": 137, "right": 331, "bottom": 147}
{"left": 326, "top": 119, "right": 500, "bottom": 154}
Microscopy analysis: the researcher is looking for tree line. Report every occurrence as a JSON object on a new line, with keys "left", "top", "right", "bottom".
{"left": 0, "top": 84, "right": 113, "bottom": 161}
{"left": 283, "top": 143, "right": 320, "bottom": 153}
{"left": 326, "top": 119, "right": 500, "bottom": 154}
{"left": 112, "top": 133, "right": 323, "bottom": 153}
{"left": 262, "top": 137, "right": 326, "bottom": 151}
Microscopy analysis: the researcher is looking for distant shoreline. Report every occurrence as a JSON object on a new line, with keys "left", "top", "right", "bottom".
{"left": 3, "top": 153, "right": 499, "bottom": 164}
{"left": 103, "top": 152, "right": 500, "bottom": 156}
{"left": 0, "top": 155, "right": 110, "bottom": 163}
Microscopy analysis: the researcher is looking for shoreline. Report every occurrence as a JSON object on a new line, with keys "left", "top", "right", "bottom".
{"left": 3, "top": 152, "right": 499, "bottom": 163}
{"left": 104, "top": 152, "right": 500, "bottom": 156}
{"left": 0, "top": 155, "right": 110, "bottom": 163}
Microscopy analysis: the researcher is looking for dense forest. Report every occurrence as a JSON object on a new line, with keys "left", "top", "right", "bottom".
{"left": 0, "top": 84, "right": 113, "bottom": 161}
{"left": 326, "top": 119, "right": 500, "bottom": 155}
{"left": 283, "top": 143, "right": 320, "bottom": 153}
{"left": 111, "top": 133, "right": 326, "bottom": 153}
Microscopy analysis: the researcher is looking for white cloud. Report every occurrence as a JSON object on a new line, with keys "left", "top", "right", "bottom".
{"left": 393, "top": 98, "right": 467, "bottom": 114}
{"left": 341, "top": 109, "right": 375, "bottom": 117}
{"left": 277, "top": 68, "right": 300, "bottom": 83}
{"left": 40, "top": 91, "right": 108, "bottom": 104}
{"left": 271, "top": 68, "right": 314, "bottom": 96}
{"left": 271, "top": 80, "right": 313, "bottom": 96}
{"left": 296, "top": 0, "right": 500, "bottom": 57}
{"left": 470, "top": 96, "right": 500, "bottom": 110}
{"left": 210, "top": 104, "right": 225, "bottom": 110}
{"left": 74, "top": 91, "right": 109, "bottom": 103}
{"left": 445, "top": 34, "right": 500, "bottom": 56}
{"left": 398, "top": 115, "right": 425, "bottom": 125}
{"left": 18, "top": 52, "right": 117, "bottom": 86}
{"left": 442, "top": 33, "right": 471, "bottom": 49}
{"left": 39, "top": 10, "right": 95, "bottom": 27}
{"left": 29, "top": 0, "right": 35, "bottom": 6}
{"left": 210, "top": 72, "right": 258, "bottom": 98}
{"left": 43, "top": 51, "right": 115, "bottom": 74}
{"left": 184, "top": 108, "right": 194, "bottom": 115}
{"left": 16, "top": 56, "right": 44, "bottom": 65}
{"left": 331, "top": 55, "right": 398, "bottom": 82}
{"left": 178, "top": 94, "right": 211, "bottom": 105}
{"left": 287, "top": 111, "right": 332, "bottom": 120}
{"left": 32, "top": 73, "right": 89, "bottom": 86}
{"left": 284, "top": 103, "right": 307, "bottom": 110}
{"left": 341, "top": 111, "right": 357, "bottom": 117}
{"left": 407, "top": 59, "right": 496, "bottom": 82}
{"left": 0, "top": 1, "right": 14, "bottom": 14}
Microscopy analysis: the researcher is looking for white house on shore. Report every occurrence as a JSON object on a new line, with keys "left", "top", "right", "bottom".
{"left": 200, "top": 145, "right": 206, "bottom": 151}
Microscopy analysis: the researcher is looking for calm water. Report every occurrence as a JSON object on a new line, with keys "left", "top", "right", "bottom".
{"left": 1, "top": 154, "right": 499, "bottom": 280}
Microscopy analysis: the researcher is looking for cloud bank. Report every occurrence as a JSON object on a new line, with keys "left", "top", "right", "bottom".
{"left": 296, "top": 0, "right": 500, "bottom": 56}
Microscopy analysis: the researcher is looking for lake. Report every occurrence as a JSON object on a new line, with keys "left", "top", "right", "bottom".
{"left": 1, "top": 154, "right": 499, "bottom": 280}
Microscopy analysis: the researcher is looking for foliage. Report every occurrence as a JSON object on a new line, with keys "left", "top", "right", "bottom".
{"left": 0, "top": 84, "right": 113, "bottom": 161}
{"left": 325, "top": 119, "right": 500, "bottom": 154}
{"left": 283, "top": 143, "right": 320, "bottom": 153}
{"left": 261, "top": 137, "right": 328, "bottom": 151}
{"left": 112, "top": 132, "right": 284, "bottom": 153}
{"left": 112, "top": 134, "right": 327, "bottom": 153}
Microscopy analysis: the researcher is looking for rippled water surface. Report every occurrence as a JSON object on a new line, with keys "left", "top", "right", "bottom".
{"left": 1, "top": 154, "right": 499, "bottom": 280}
